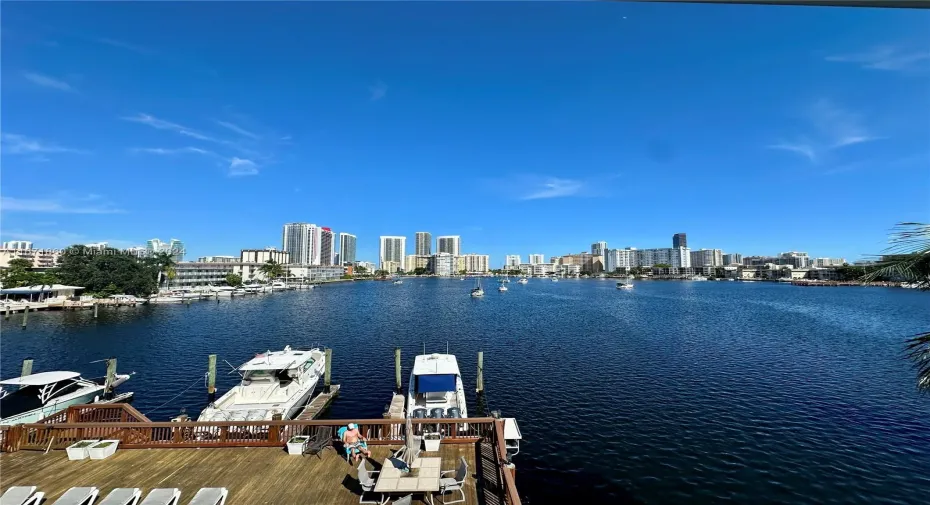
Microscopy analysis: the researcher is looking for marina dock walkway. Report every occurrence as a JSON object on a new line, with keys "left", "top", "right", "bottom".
{"left": 1, "top": 443, "right": 500, "bottom": 505}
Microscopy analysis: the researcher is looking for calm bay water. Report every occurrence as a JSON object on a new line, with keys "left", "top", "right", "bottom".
{"left": 2, "top": 279, "right": 929, "bottom": 504}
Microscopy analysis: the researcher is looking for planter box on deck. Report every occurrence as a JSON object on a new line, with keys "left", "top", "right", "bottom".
{"left": 423, "top": 432, "right": 441, "bottom": 452}
{"left": 66, "top": 440, "right": 100, "bottom": 461}
{"left": 287, "top": 436, "right": 309, "bottom": 455}
{"left": 88, "top": 440, "right": 120, "bottom": 460}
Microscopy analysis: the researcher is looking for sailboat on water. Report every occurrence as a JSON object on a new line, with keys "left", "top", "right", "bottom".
{"left": 470, "top": 278, "right": 484, "bottom": 297}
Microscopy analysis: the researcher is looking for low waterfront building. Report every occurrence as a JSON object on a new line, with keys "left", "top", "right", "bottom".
{"left": 779, "top": 251, "right": 810, "bottom": 268}
{"left": 381, "top": 260, "right": 401, "bottom": 273}
{"left": 605, "top": 248, "right": 636, "bottom": 272}
{"left": 0, "top": 247, "right": 61, "bottom": 269}
{"left": 355, "top": 261, "right": 377, "bottom": 273}
{"left": 554, "top": 252, "right": 605, "bottom": 273}
{"left": 516, "top": 263, "right": 557, "bottom": 276}
{"left": 284, "top": 265, "right": 345, "bottom": 281}
{"left": 635, "top": 247, "right": 691, "bottom": 268}
{"left": 198, "top": 255, "right": 238, "bottom": 263}
{"left": 173, "top": 262, "right": 235, "bottom": 287}
{"left": 405, "top": 255, "right": 431, "bottom": 273}
{"left": 240, "top": 248, "right": 289, "bottom": 264}
{"left": 809, "top": 267, "right": 840, "bottom": 280}
{"left": 557, "top": 264, "right": 581, "bottom": 277}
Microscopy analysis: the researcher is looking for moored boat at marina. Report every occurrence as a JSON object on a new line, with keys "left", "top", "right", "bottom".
{"left": 470, "top": 278, "right": 484, "bottom": 297}
{"left": 198, "top": 345, "right": 326, "bottom": 422}
{"left": 517, "top": 277, "right": 528, "bottom": 284}
{"left": 406, "top": 353, "right": 468, "bottom": 423}
{"left": 0, "top": 369, "right": 131, "bottom": 425}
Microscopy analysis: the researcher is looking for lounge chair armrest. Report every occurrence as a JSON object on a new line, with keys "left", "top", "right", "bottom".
{"left": 370, "top": 470, "right": 380, "bottom": 477}
{"left": 440, "top": 469, "right": 455, "bottom": 476}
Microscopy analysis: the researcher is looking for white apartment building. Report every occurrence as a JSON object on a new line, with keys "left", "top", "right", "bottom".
{"left": 605, "top": 248, "right": 636, "bottom": 272}
{"left": 591, "top": 241, "right": 607, "bottom": 256}
{"left": 461, "top": 253, "right": 489, "bottom": 274}
{"left": 0, "top": 247, "right": 61, "bottom": 269}
{"left": 339, "top": 233, "right": 357, "bottom": 265}
{"left": 437, "top": 236, "right": 461, "bottom": 256}
{"left": 779, "top": 251, "right": 810, "bottom": 268}
{"left": 282, "top": 223, "right": 323, "bottom": 265}
{"left": 690, "top": 249, "right": 723, "bottom": 267}
{"left": 528, "top": 254, "right": 545, "bottom": 265}
{"left": 505, "top": 255, "right": 521, "bottom": 267}
{"left": 517, "top": 263, "right": 557, "bottom": 276}
{"left": 723, "top": 253, "right": 742, "bottom": 265}
{"left": 355, "top": 261, "right": 377, "bottom": 273}
{"left": 198, "top": 255, "right": 238, "bottom": 263}
{"left": 814, "top": 257, "right": 847, "bottom": 267}
{"left": 405, "top": 255, "right": 430, "bottom": 273}
{"left": 432, "top": 252, "right": 456, "bottom": 276}
{"left": 1, "top": 241, "right": 33, "bottom": 250}
{"left": 415, "top": 232, "right": 432, "bottom": 256}
{"left": 557, "top": 264, "right": 581, "bottom": 277}
{"left": 635, "top": 247, "right": 691, "bottom": 268}
{"left": 380, "top": 236, "right": 406, "bottom": 271}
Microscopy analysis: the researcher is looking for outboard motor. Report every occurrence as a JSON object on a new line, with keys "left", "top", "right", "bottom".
{"left": 447, "top": 407, "right": 461, "bottom": 419}
{"left": 412, "top": 408, "right": 427, "bottom": 435}
{"left": 430, "top": 408, "right": 445, "bottom": 419}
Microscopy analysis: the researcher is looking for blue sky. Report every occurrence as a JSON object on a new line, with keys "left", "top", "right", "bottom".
{"left": 2, "top": 2, "right": 928, "bottom": 265}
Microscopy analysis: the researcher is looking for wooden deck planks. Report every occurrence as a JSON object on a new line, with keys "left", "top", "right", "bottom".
{"left": 1, "top": 444, "right": 493, "bottom": 505}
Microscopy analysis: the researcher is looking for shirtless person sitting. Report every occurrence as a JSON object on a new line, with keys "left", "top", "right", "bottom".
{"left": 343, "top": 423, "right": 371, "bottom": 462}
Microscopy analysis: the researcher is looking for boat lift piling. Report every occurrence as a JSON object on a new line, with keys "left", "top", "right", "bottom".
{"left": 476, "top": 351, "right": 484, "bottom": 394}
{"left": 207, "top": 354, "right": 217, "bottom": 402}
{"left": 394, "top": 347, "right": 402, "bottom": 393}
{"left": 104, "top": 358, "right": 117, "bottom": 398}
{"left": 324, "top": 348, "right": 332, "bottom": 393}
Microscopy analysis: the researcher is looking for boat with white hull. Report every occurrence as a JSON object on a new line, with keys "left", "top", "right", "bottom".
{"left": 616, "top": 280, "right": 634, "bottom": 290}
{"left": 0, "top": 371, "right": 131, "bottom": 425}
{"left": 148, "top": 295, "right": 184, "bottom": 303}
{"left": 406, "top": 353, "right": 468, "bottom": 423}
{"left": 198, "top": 346, "right": 326, "bottom": 422}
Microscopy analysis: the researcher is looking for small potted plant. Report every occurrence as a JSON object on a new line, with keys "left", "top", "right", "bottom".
{"left": 66, "top": 439, "right": 99, "bottom": 460}
{"left": 423, "top": 431, "right": 441, "bottom": 452}
{"left": 286, "top": 435, "right": 309, "bottom": 455}
{"left": 88, "top": 440, "right": 120, "bottom": 460}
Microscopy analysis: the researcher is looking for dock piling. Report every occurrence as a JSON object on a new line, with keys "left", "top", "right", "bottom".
{"left": 94, "top": 301, "right": 99, "bottom": 319}
{"left": 104, "top": 358, "right": 117, "bottom": 397}
{"left": 476, "top": 351, "right": 484, "bottom": 394}
{"left": 21, "top": 305, "right": 28, "bottom": 329}
{"left": 324, "top": 348, "right": 332, "bottom": 393}
{"left": 394, "top": 347, "right": 402, "bottom": 393}
{"left": 4, "top": 306, "right": 9, "bottom": 320}
{"left": 19, "top": 358, "right": 34, "bottom": 390}
{"left": 207, "top": 354, "right": 217, "bottom": 402}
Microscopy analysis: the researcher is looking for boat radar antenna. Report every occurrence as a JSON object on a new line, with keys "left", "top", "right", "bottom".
{"left": 223, "top": 359, "right": 244, "bottom": 378}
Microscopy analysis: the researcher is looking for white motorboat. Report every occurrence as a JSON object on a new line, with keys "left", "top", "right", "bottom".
{"left": 271, "top": 281, "right": 287, "bottom": 290}
{"left": 616, "top": 280, "right": 634, "bottom": 290}
{"left": 498, "top": 284, "right": 508, "bottom": 292}
{"left": 691, "top": 276, "right": 708, "bottom": 281}
{"left": 470, "top": 278, "right": 484, "bottom": 297}
{"left": 406, "top": 353, "right": 468, "bottom": 423}
{"left": 517, "top": 278, "right": 528, "bottom": 284}
{"left": 393, "top": 279, "right": 404, "bottom": 285}
{"left": 231, "top": 288, "right": 247, "bottom": 296}
{"left": 109, "top": 294, "right": 147, "bottom": 304}
{"left": 0, "top": 370, "right": 131, "bottom": 425}
{"left": 551, "top": 277, "right": 559, "bottom": 283}
{"left": 198, "top": 346, "right": 326, "bottom": 422}
{"left": 148, "top": 295, "right": 183, "bottom": 303}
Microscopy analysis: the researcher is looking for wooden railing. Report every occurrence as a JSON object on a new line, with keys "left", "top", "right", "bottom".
{"left": 37, "top": 403, "right": 150, "bottom": 425}
{"left": 4, "top": 418, "right": 496, "bottom": 452}
{"left": 494, "top": 419, "right": 523, "bottom": 505}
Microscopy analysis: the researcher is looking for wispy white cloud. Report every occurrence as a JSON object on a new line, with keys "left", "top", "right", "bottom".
{"left": 228, "top": 157, "right": 258, "bottom": 177}
{"left": 95, "top": 37, "right": 156, "bottom": 55}
{"left": 122, "top": 113, "right": 219, "bottom": 142}
{"left": 521, "top": 177, "right": 585, "bottom": 200}
{"left": 369, "top": 80, "right": 388, "bottom": 101}
{"left": 1, "top": 133, "right": 87, "bottom": 155}
{"left": 130, "top": 146, "right": 215, "bottom": 156}
{"left": 767, "top": 99, "right": 879, "bottom": 164}
{"left": 23, "top": 72, "right": 75, "bottom": 92}
{"left": 1, "top": 193, "right": 124, "bottom": 214}
{"left": 826, "top": 46, "right": 930, "bottom": 72}
{"left": 0, "top": 230, "right": 138, "bottom": 249}
{"left": 215, "top": 120, "right": 259, "bottom": 139}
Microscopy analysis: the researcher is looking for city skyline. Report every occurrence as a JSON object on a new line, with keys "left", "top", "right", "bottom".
{"left": 1, "top": 3, "right": 926, "bottom": 263}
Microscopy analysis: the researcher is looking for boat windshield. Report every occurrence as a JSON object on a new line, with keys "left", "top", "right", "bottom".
{"left": 415, "top": 374, "right": 456, "bottom": 394}
{"left": 242, "top": 368, "right": 296, "bottom": 385}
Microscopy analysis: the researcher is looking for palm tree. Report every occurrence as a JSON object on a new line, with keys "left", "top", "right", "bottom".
{"left": 149, "top": 252, "right": 177, "bottom": 289}
{"left": 258, "top": 259, "right": 285, "bottom": 281}
{"left": 865, "top": 222, "right": 930, "bottom": 391}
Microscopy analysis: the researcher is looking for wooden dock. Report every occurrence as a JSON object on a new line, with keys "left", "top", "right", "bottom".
{"left": 296, "top": 384, "right": 341, "bottom": 420}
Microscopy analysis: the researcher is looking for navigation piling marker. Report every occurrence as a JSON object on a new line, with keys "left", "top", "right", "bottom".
{"left": 324, "top": 348, "right": 332, "bottom": 393}
{"left": 207, "top": 354, "right": 217, "bottom": 402}
{"left": 476, "top": 351, "right": 484, "bottom": 394}
{"left": 394, "top": 347, "right": 402, "bottom": 393}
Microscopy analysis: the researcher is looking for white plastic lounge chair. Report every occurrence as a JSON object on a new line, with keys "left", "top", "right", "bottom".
{"left": 98, "top": 488, "right": 142, "bottom": 505}
{"left": 139, "top": 489, "right": 181, "bottom": 505}
{"left": 51, "top": 487, "right": 99, "bottom": 505}
{"left": 0, "top": 486, "right": 44, "bottom": 505}
{"left": 439, "top": 456, "right": 468, "bottom": 504}
{"left": 391, "top": 496, "right": 413, "bottom": 505}
{"left": 356, "top": 460, "right": 381, "bottom": 505}
{"left": 187, "top": 488, "right": 228, "bottom": 505}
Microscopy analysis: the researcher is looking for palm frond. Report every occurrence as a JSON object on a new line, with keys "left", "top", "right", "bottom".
{"left": 861, "top": 222, "right": 930, "bottom": 289}
{"left": 905, "top": 332, "right": 930, "bottom": 392}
